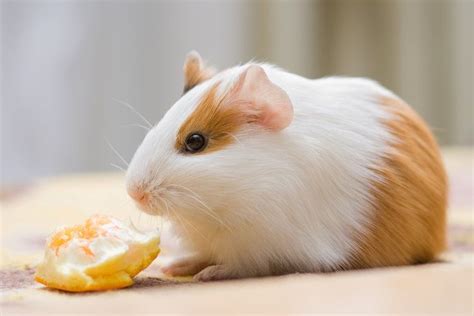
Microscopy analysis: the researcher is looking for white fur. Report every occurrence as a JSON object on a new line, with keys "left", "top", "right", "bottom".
{"left": 126, "top": 63, "right": 396, "bottom": 278}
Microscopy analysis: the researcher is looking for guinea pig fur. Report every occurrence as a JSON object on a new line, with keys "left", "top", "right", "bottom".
{"left": 126, "top": 51, "right": 447, "bottom": 281}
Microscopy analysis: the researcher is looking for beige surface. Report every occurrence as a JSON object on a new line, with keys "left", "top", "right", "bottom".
{"left": 2, "top": 262, "right": 473, "bottom": 315}
{"left": 1, "top": 148, "right": 473, "bottom": 314}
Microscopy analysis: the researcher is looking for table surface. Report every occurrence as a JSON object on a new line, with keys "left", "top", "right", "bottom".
{"left": 1, "top": 148, "right": 473, "bottom": 315}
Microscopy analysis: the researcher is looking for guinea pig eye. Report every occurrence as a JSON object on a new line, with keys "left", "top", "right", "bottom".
{"left": 184, "top": 133, "right": 207, "bottom": 153}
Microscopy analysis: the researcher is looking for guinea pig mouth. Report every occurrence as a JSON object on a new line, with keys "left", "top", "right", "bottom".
{"left": 132, "top": 194, "right": 165, "bottom": 216}
{"left": 127, "top": 185, "right": 168, "bottom": 216}
{"left": 134, "top": 201, "right": 159, "bottom": 216}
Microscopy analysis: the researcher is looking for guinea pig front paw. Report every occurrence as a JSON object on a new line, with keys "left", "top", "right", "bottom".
{"left": 161, "top": 256, "right": 209, "bottom": 277}
{"left": 193, "top": 265, "right": 236, "bottom": 282}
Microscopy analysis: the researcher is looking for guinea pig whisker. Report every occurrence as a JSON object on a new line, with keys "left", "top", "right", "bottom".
{"left": 166, "top": 184, "right": 213, "bottom": 208}
{"left": 187, "top": 194, "right": 229, "bottom": 228}
{"left": 158, "top": 212, "right": 164, "bottom": 236}
{"left": 112, "top": 98, "right": 153, "bottom": 128}
{"left": 160, "top": 198, "right": 171, "bottom": 218}
{"left": 120, "top": 123, "right": 151, "bottom": 132}
{"left": 110, "top": 163, "right": 126, "bottom": 172}
{"left": 222, "top": 132, "right": 242, "bottom": 145}
{"left": 166, "top": 199, "right": 209, "bottom": 242}
{"left": 166, "top": 184, "right": 232, "bottom": 232}
{"left": 128, "top": 216, "right": 145, "bottom": 234}
{"left": 105, "top": 138, "right": 129, "bottom": 167}
{"left": 165, "top": 184, "right": 209, "bottom": 206}
{"left": 163, "top": 197, "right": 195, "bottom": 240}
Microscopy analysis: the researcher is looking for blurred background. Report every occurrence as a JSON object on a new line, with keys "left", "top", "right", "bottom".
{"left": 1, "top": 0, "right": 473, "bottom": 185}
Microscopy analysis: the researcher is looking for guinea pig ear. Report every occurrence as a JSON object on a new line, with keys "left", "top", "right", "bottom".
{"left": 228, "top": 65, "right": 293, "bottom": 131}
{"left": 183, "top": 50, "right": 217, "bottom": 94}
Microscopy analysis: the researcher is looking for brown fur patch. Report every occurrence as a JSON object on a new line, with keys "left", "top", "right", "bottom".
{"left": 349, "top": 96, "right": 447, "bottom": 269}
{"left": 176, "top": 84, "right": 245, "bottom": 154}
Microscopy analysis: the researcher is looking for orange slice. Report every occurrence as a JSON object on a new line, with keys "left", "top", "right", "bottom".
{"left": 35, "top": 215, "right": 160, "bottom": 292}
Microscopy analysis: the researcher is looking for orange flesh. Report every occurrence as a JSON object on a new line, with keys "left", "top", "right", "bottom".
{"left": 49, "top": 215, "right": 112, "bottom": 256}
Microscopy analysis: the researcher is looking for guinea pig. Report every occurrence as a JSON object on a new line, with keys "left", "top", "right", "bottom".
{"left": 125, "top": 50, "right": 447, "bottom": 281}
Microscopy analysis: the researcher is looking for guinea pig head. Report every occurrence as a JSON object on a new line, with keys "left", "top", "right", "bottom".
{"left": 126, "top": 52, "right": 293, "bottom": 225}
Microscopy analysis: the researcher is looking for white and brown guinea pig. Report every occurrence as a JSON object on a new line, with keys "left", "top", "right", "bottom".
{"left": 126, "top": 50, "right": 447, "bottom": 281}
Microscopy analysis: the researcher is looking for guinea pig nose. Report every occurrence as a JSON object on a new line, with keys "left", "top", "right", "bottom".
{"left": 127, "top": 187, "right": 149, "bottom": 204}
